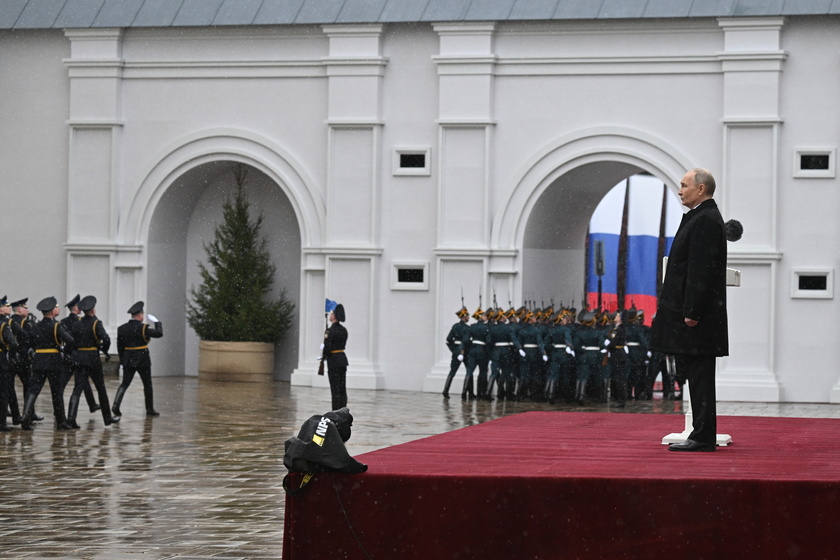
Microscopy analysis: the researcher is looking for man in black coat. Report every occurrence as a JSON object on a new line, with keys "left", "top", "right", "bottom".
{"left": 650, "top": 168, "right": 728, "bottom": 452}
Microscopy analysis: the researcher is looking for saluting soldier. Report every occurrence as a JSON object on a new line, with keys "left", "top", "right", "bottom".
{"left": 21, "top": 297, "right": 74, "bottom": 430}
{"left": 460, "top": 306, "right": 491, "bottom": 400}
{"left": 0, "top": 296, "right": 20, "bottom": 430}
{"left": 113, "top": 301, "right": 163, "bottom": 417}
{"left": 67, "top": 296, "right": 119, "bottom": 427}
{"left": 442, "top": 306, "right": 470, "bottom": 399}
{"left": 60, "top": 294, "right": 99, "bottom": 413}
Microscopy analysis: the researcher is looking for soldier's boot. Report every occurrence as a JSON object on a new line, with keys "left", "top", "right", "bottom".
{"left": 442, "top": 373, "right": 455, "bottom": 399}
{"left": 84, "top": 381, "right": 100, "bottom": 413}
{"left": 66, "top": 394, "right": 81, "bottom": 429}
{"left": 461, "top": 374, "right": 474, "bottom": 400}
{"left": 8, "top": 390, "right": 21, "bottom": 424}
{"left": 477, "top": 375, "right": 488, "bottom": 400}
{"left": 99, "top": 392, "right": 119, "bottom": 425}
{"left": 53, "top": 395, "right": 72, "bottom": 431}
{"left": 111, "top": 386, "right": 126, "bottom": 417}
{"left": 20, "top": 393, "right": 38, "bottom": 430}
{"left": 545, "top": 380, "right": 557, "bottom": 404}
{"left": 144, "top": 386, "right": 160, "bottom": 417}
{"left": 575, "top": 380, "right": 587, "bottom": 405}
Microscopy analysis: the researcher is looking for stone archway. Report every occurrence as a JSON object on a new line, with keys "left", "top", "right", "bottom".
{"left": 120, "top": 130, "right": 322, "bottom": 380}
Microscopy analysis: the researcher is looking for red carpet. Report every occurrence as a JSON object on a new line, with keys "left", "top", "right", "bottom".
{"left": 283, "top": 412, "right": 840, "bottom": 559}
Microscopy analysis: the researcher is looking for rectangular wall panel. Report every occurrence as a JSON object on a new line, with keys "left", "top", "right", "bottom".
{"left": 68, "top": 254, "right": 111, "bottom": 321}
{"left": 439, "top": 127, "right": 487, "bottom": 247}
{"left": 437, "top": 258, "right": 484, "bottom": 363}
{"left": 69, "top": 128, "right": 113, "bottom": 241}
{"left": 725, "top": 125, "right": 775, "bottom": 248}
{"left": 328, "top": 258, "right": 373, "bottom": 363}
{"left": 328, "top": 127, "right": 375, "bottom": 245}
{"left": 725, "top": 262, "right": 772, "bottom": 373}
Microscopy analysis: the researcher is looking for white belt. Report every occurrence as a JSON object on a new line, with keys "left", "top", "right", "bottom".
{"left": 523, "top": 344, "right": 538, "bottom": 348}
{"left": 583, "top": 346, "right": 600, "bottom": 351}
{"left": 472, "top": 340, "right": 486, "bottom": 345}
{"left": 453, "top": 341, "right": 461, "bottom": 344}
{"left": 494, "top": 342, "right": 511, "bottom": 346}
{"left": 626, "top": 342, "right": 641, "bottom": 346}
{"left": 553, "top": 344, "right": 567, "bottom": 348}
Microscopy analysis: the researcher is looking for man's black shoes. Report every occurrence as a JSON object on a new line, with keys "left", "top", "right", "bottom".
{"left": 668, "top": 439, "right": 716, "bottom": 452}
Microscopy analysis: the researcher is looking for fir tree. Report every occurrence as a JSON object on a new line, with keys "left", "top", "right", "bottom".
{"left": 186, "top": 165, "right": 295, "bottom": 343}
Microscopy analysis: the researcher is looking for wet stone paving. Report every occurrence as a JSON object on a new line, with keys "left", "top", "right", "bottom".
{"left": 1, "top": 375, "right": 839, "bottom": 559}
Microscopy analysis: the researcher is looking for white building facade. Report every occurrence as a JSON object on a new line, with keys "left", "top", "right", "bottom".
{"left": 1, "top": 2, "right": 839, "bottom": 402}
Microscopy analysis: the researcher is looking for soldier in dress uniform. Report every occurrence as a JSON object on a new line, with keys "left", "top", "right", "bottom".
{"left": 544, "top": 309, "right": 575, "bottom": 404}
{"left": 442, "top": 306, "right": 470, "bottom": 399}
{"left": 0, "top": 296, "right": 20, "bottom": 430}
{"left": 113, "top": 301, "right": 163, "bottom": 417}
{"left": 60, "top": 294, "right": 99, "bottom": 413}
{"left": 9, "top": 298, "right": 41, "bottom": 423}
{"left": 21, "top": 297, "right": 74, "bottom": 430}
{"left": 624, "top": 308, "right": 649, "bottom": 400}
{"left": 515, "top": 309, "right": 548, "bottom": 401}
{"left": 460, "top": 306, "right": 491, "bottom": 400}
{"left": 605, "top": 310, "right": 629, "bottom": 407}
{"left": 487, "top": 308, "right": 516, "bottom": 399}
{"left": 67, "top": 296, "right": 119, "bottom": 427}
{"left": 572, "top": 311, "right": 602, "bottom": 405}
{"left": 322, "top": 303, "right": 349, "bottom": 410}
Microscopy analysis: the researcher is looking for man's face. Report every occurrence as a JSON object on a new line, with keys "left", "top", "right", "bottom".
{"left": 0, "top": 304, "right": 9, "bottom": 315}
{"left": 70, "top": 305, "right": 79, "bottom": 315}
{"left": 679, "top": 171, "right": 704, "bottom": 209}
{"left": 14, "top": 306, "right": 28, "bottom": 317}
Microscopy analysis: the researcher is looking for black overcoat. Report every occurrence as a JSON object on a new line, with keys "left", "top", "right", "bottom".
{"left": 649, "top": 198, "right": 729, "bottom": 357}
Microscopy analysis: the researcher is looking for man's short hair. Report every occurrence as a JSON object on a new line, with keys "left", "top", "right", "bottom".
{"left": 691, "top": 167, "right": 716, "bottom": 196}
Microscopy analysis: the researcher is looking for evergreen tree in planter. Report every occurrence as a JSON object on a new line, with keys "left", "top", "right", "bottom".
{"left": 187, "top": 165, "right": 295, "bottom": 344}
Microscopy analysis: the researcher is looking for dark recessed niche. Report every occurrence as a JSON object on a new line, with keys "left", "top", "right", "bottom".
{"left": 399, "top": 153, "right": 426, "bottom": 168}
{"left": 397, "top": 268, "right": 424, "bottom": 283}
{"left": 800, "top": 154, "right": 830, "bottom": 170}
{"left": 798, "top": 274, "right": 827, "bottom": 291}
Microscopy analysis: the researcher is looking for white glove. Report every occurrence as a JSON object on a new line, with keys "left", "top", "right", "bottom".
{"left": 518, "top": 349, "right": 526, "bottom": 358}
{"left": 647, "top": 351, "right": 652, "bottom": 358}
{"left": 147, "top": 314, "right": 159, "bottom": 323}
{"left": 457, "top": 354, "right": 464, "bottom": 362}
{"left": 570, "top": 350, "right": 576, "bottom": 358}
{"left": 542, "top": 354, "right": 548, "bottom": 362}
{"left": 604, "top": 339, "right": 610, "bottom": 346}
{"left": 600, "top": 349, "right": 607, "bottom": 354}
{"left": 488, "top": 360, "right": 493, "bottom": 368}
{"left": 624, "top": 346, "right": 629, "bottom": 354}
{"left": 320, "top": 343, "right": 325, "bottom": 351}
{"left": 565, "top": 347, "right": 574, "bottom": 356}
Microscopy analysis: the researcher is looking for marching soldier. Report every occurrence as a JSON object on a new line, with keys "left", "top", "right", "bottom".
{"left": 60, "top": 294, "right": 99, "bottom": 412}
{"left": 113, "top": 301, "right": 163, "bottom": 417}
{"left": 544, "top": 309, "right": 575, "bottom": 404}
{"left": 21, "top": 297, "right": 74, "bottom": 430}
{"left": 9, "top": 298, "right": 40, "bottom": 423}
{"left": 605, "top": 310, "right": 629, "bottom": 407}
{"left": 572, "top": 311, "right": 601, "bottom": 405}
{"left": 67, "top": 296, "right": 119, "bottom": 427}
{"left": 515, "top": 309, "right": 548, "bottom": 401}
{"left": 0, "top": 296, "right": 19, "bottom": 430}
{"left": 460, "top": 306, "right": 491, "bottom": 400}
{"left": 624, "top": 308, "right": 649, "bottom": 400}
{"left": 442, "top": 306, "right": 470, "bottom": 399}
{"left": 487, "top": 308, "right": 516, "bottom": 399}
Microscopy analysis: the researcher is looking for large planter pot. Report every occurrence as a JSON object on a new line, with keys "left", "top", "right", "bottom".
{"left": 198, "top": 340, "right": 275, "bottom": 382}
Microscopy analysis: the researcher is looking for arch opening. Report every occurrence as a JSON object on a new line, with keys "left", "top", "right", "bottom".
{"left": 146, "top": 160, "right": 302, "bottom": 380}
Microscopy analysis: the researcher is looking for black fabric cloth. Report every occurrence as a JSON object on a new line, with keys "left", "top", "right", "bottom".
{"left": 283, "top": 407, "right": 367, "bottom": 474}
{"left": 649, "top": 198, "right": 729, "bottom": 357}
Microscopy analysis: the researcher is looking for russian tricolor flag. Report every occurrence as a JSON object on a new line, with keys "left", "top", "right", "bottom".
{"left": 586, "top": 174, "right": 683, "bottom": 324}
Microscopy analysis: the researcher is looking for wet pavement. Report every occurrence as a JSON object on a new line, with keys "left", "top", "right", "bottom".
{"left": 2, "top": 375, "right": 839, "bottom": 559}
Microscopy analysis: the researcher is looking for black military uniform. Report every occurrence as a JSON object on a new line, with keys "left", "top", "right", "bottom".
{"left": 21, "top": 297, "right": 74, "bottom": 430}
{"left": 442, "top": 307, "right": 470, "bottom": 399}
{"left": 606, "top": 311, "right": 629, "bottom": 407}
{"left": 322, "top": 303, "right": 349, "bottom": 410}
{"left": 0, "top": 296, "right": 20, "bottom": 430}
{"left": 9, "top": 298, "right": 38, "bottom": 422}
{"left": 67, "top": 296, "right": 119, "bottom": 427}
{"left": 114, "top": 301, "right": 163, "bottom": 417}
{"left": 60, "top": 294, "right": 99, "bottom": 412}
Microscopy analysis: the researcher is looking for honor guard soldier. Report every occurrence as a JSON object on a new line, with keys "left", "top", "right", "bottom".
{"left": 572, "top": 312, "right": 602, "bottom": 405}
{"left": 544, "top": 309, "right": 575, "bottom": 404}
{"left": 21, "top": 297, "right": 75, "bottom": 430}
{"left": 322, "top": 303, "right": 349, "bottom": 410}
{"left": 10, "top": 298, "right": 42, "bottom": 423}
{"left": 460, "top": 306, "right": 491, "bottom": 400}
{"left": 605, "top": 310, "right": 629, "bottom": 407}
{"left": 60, "top": 294, "right": 100, "bottom": 412}
{"left": 67, "top": 296, "right": 119, "bottom": 427}
{"left": 0, "top": 296, "right": 20, "bottom": 430}
{"left": 624, "top": 307, "right": 649, "bottom": 400}
{"left": 114, "top": 301, "right": 163, "bottom": 417}
{"left": 442, "top": 306, "right": 470, "bottom": 399}
{"left": 487, "top": 308, "right": 515, "bottom": 399}
{"left": 515, "top": 309, "right": 548, "bottom": 401}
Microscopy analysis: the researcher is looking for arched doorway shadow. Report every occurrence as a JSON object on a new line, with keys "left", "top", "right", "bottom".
{"left": 146, "top": 161, "right": 302, "bottom": 380}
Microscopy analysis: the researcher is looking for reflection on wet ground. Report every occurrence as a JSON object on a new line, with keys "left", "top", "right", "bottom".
{"left": 1, "top": 376, "right": 837, "bottom": 559}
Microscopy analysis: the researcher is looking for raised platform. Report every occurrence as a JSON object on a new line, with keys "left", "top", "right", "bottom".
{"left": 283, "top": 412, "right": 840, "bottom": 559}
